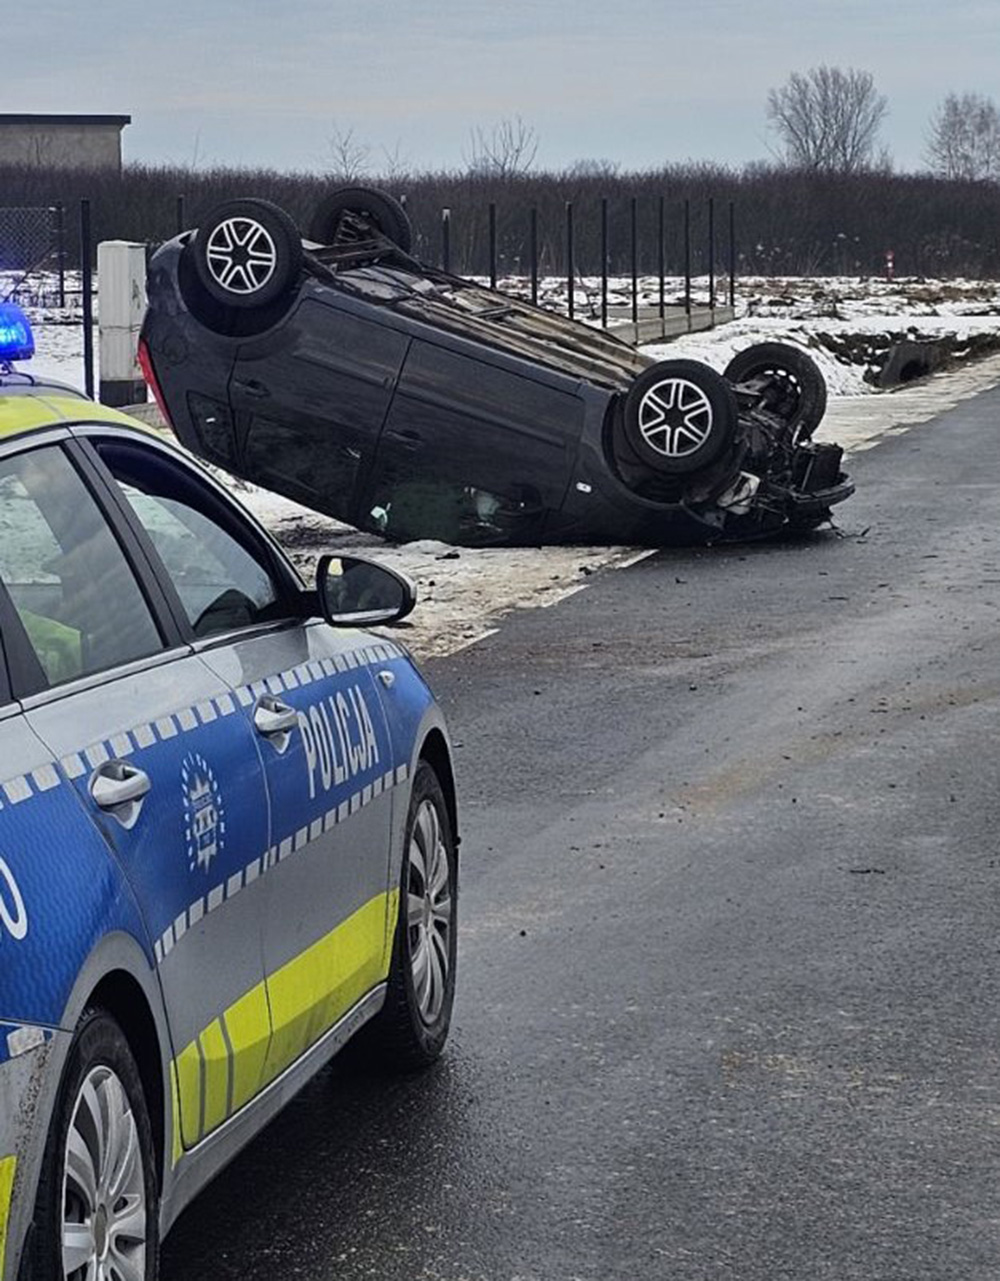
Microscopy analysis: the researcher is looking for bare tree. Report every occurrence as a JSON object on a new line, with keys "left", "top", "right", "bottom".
{"left": 925, "top": 92, "right": 1000, "bottom": 180}
{"left": 378, "top": 141, "right": 412, "bottom": 185}
{"left": 565, "top": 158, "right": 621, "bottom": 179}
{"left": 325, "top": 121, "right": 371, "bottom": 181}
{"left": 767, "top": 66, "right": 889, "bottom": 172}
{"left": 466, "top": 115, "right": 539, "bottom": 179}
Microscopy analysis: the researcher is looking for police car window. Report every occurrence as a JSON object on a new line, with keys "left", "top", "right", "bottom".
{"left": 96, "top": 442, "right": 288, "bottom": 640}
{"left": 0, "top": 447, "right": 162, "bottom": 686}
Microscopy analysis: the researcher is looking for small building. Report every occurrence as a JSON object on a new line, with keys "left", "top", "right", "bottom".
{"left": 0, "top": 114, "right": 131, "bottom": 170}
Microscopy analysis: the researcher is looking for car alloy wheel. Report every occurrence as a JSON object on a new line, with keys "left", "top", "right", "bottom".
{"left": 407, "top": 795, "right": 453, "bottom": 1026}
{"left": 637, "top": 376, "right": 715, "bottom": 460}
{"left": 61, "top": 1064, "right": 147, "bottom": 1280}
{"left": 203, "top": 216, "right": 278, "bottom": 296}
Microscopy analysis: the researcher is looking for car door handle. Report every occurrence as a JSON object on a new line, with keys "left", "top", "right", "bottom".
{"left": 254, "top": 696, "right": 299, "bottom": 737}
{"left": 388, "top": 428, "right": 424, "bottom": 451}
{"left": 90, "top": 761, "right": 151, "bottom": 810}
{"left": 234, "top": 378, "right": 270, "bottom": 399}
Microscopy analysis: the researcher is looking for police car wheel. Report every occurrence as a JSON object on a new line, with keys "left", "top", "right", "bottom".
{"left": 360, "top": 761, "right": 457, "bottom": 1069}
{"left": 192, "top": 198, "right": 303, "bottom": 311}
{"left": 28, "top": 1009, "right": 158, "bottom": 1281}
{"left": 623, "top": 360, "right": 738, "bottom": 476}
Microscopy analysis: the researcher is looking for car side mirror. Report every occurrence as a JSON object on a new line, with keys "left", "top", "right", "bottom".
{"left": 316, "top": 554, "right": 417, "bottom": 627}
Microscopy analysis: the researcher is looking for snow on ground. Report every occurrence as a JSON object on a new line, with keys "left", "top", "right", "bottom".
{"left": 11, "top": 273, "right": 1000, "bottom": 659}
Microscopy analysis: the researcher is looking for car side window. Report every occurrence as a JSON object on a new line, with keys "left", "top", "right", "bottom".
{"left": 0, "top": 446, "right": 163, "bottom": 686}
{"left": 95, "top": 440, "right": 290, "bottom": 640}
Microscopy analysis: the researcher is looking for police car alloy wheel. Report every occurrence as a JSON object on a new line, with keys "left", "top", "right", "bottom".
{"left": 359, "top": 762, "right": 457, "bottom": 1067}
{"left": 29, "top": 1011, "right": 158, "bottom": 1281}
{"left": 407, "top": 792, "right": 454, "bottom": 1026}
{"left": 622, "top": 359, "right": 738, "bottom": 476}
{"left": 192, "top": 198, "right": 303, "bottom": 312}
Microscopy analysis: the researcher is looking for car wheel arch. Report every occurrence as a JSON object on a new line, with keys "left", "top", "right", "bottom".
{"left": 86, "top": 969, "right": 166, "bottom": 1190}
{"left": 58, "top": 933, "right": 172, "bottom": 1188}
{"left": 417, "top": 729, "right": 459, "bottom": 854}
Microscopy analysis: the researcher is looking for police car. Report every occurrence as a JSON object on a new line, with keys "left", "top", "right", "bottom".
{"left": 0, "top": 304, "right": 458, "bottom": 1280}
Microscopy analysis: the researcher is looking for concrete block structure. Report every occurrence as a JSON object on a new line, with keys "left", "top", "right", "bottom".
{"left": 0, "top": 114, "right": 131, "bottom": 170}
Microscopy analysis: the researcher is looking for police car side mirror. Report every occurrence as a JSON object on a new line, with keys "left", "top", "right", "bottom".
{"left": 316, "top": 554, "right": 417, "bottom": 627}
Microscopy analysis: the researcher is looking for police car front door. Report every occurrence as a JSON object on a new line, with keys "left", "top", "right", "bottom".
{"left": 197, "top": 623, "right": 398, "bottom": 1081}
{"left": 1, "top": 441, "right": 272, "bottom": 1155}
{"left": 87, "top": 432, "right": 399, "bottom": 1082}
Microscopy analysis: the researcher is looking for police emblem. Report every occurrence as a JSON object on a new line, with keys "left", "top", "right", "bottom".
{"left": 181, "top": 753, "right": 226, "bottom": 873}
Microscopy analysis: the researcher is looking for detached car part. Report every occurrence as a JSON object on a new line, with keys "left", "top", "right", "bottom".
{"left": 142, "top": 189, "right": 854, "bottom": 547}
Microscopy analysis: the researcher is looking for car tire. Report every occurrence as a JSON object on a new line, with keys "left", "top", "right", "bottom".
{"left": 622, "top": 359, "right": 738, "bottom": 476}
{"left": 307, "top": 186, "right": 413, "bottom": 253}
{"left": 26, "top": 1009, "right": 159, "bottom": 1281}
{"left": 357, "top": 760, "right": 457, "bottom": 1069}
{"left": 723, "top": 342, "right": 828, "bottom": 441}
{"left": 192, "top": 198, "right": 303, "bottom": 310}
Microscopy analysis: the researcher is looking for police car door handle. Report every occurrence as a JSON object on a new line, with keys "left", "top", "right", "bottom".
{"left": 90, "top": 761, "right": 152, "bottom": 810}
{"left": 254, "top": 696, "right": 299, "bottom": 737}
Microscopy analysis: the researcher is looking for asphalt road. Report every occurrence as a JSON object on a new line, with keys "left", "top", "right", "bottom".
{"left": 164, "top": 384, "right": 1000, "bottom": 1281}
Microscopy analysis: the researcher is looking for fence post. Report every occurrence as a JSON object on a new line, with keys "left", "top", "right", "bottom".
{"left": 600, "top": 196, "right": 608, "bottom": 329}
{"left": 488, "top": 202, "right": 497, "bottom": 289}
{"left": 630, "top": 196, "right": 639, "bottom": 328}
{"left": 708, "top": 196, "right": 716, "bottom": 312}
{"left": 565, "top": 202, "right": 574, "bottom": 320}
{"left": 728, "top": 200, "right": 736, "bottom": 308}
{"left": 176, "top": 194, "right": 186, "bottom": 236}
{"left": 658, "top": 195, "right": 665, "bottom": 320}
{"left": 80, "top": 199, "right": 95, "bottom": 400}
{"left": 441, "top": 207, "right": 451, "bottom": 274}
{"left": 55, "top": 202, "right": 66, "bottom": 309}
{"left": 530, "top": 207, "right": 538, "bottom": 306}
{"left": 684, "top": 199, "right": 692, "bottom": 317}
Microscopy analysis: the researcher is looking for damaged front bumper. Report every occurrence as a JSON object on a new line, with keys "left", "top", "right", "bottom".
{"left": 0, "top": 1021, "right": 65, "bottom": 1281}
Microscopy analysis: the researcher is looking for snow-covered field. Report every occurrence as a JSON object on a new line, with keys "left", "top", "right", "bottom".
{"left": 9, "top": 273, "right": 1000, "bottom": 658}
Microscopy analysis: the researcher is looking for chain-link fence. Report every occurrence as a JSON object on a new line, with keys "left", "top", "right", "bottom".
{"left": 0, "top": 205, "right": 66, "bottom": 306}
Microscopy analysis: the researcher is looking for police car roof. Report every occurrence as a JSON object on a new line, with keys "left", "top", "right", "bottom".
{"left": 0, "top": 375, "right": 153, "bottom": 443}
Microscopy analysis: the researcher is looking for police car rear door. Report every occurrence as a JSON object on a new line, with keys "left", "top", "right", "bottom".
{"left": 5, "top": 435, "right": 273, "bottom": 1154}
{"left": 86, "top": 432, "right": 398, "bottom": 1082}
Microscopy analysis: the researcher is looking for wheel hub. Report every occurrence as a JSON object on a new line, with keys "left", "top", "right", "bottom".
{"left": 204, "top": 216, "right": 278, "bottom": 295}
{"left": 638, "top": 377, "right": 714, "bottom": 457}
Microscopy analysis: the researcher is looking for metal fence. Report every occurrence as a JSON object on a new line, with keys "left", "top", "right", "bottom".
{"left": 40, "top": 193, "right": 739, "bottom": 403}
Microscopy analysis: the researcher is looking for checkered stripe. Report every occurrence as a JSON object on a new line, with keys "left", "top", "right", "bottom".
{"left": 0, "top": 640, "right": 405, "bottom": 811}
{"left": 0, "top": 639, "right": 411, "bottom": 969}
{"left": 153, "top": 759, "right": 409, "bottom": 965}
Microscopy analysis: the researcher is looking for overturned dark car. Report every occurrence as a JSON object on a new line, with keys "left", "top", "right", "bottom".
{"left": 140, "top": 188, "right": 854, "bottom": 547}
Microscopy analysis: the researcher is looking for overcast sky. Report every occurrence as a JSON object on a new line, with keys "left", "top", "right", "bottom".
{"left": 11, "top": 0, "right": 1000, "bottom": 174}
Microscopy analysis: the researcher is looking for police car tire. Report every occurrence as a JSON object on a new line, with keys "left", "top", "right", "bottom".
{"left": 192, "top": 198, "right": 303, "bottom": 311}
{"left": 723, "top": 342, "right": 828, "bottom": 441}
{"left": 27, "top": 1009, "right": 159, "bottom": 1281}
{"left": 307, "top": 186, "right": 414, "bottom": 253}
{"left": 359, "top": 761, "right": 457, "bottom": 1069}
{"left": 623, "top": 360, "right": 738, "bottom": 476}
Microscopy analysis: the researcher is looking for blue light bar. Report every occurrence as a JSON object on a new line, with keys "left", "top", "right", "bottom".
{"left": 0, "top": 303, "right": 34, "bottom": 363}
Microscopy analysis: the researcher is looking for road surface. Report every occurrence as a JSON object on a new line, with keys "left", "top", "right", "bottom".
{"left": 164, "top": 379, "right": 1000, "bottom": 1280}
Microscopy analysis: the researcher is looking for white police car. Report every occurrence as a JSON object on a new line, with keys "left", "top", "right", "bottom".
{"left": 0, "top": 305, "right": 458, "bottom": 1280}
